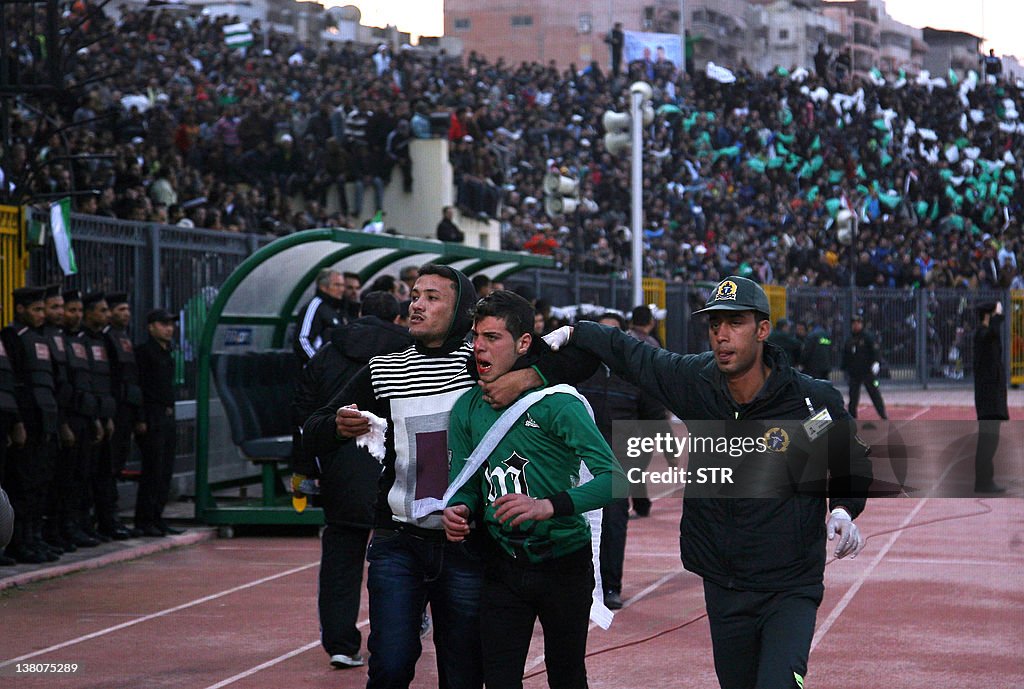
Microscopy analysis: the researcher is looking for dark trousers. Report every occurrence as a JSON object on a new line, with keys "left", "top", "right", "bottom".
{"left": 93, "top": 431, "right": 116, "bottom": 529}
{"left": 134, "top": 407, "right": 176, "bottom": 526}
{"left": 480, "top": 545, "right": 594, "bottom": 689}
{"left": 365, "top": 528, "right": 483, "bottom": 689}
{"left": 108, "top": 404, "right": 136, "bottom": 513}
{"left": 49, "top": 415, "right": 89, "bottom": 532}
{"left": 319, "top": 523, "right": 371, "bottom": 657}
{"left": 5, "top": 426, "right": 55, "bottom": 546}
{"left": 975, "top": 418, "right": 1004, "bottom": 488}
{"left": 703, "top": 580, "right": 823, "bottom": 689}
{"left": 847, "top": 377, "right": 887, "bottom": 419}
{"left": 599, "top": 498, "right": 629, "bottom": 594}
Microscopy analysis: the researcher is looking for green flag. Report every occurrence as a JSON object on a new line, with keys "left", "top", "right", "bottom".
{"left": 50, "top": 197, "right": 77, "bottom": 276}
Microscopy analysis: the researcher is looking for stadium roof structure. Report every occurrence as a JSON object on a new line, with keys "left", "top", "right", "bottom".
{"left": 193, "top": 228, "right": 553, "bottom": 528}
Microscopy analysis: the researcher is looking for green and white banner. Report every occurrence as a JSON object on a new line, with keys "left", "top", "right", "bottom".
{"left": 224, "top": 22, "right": 253, "bottom": 49}
{"left": 50, "top": 197, "right": 78, "bottom": 276}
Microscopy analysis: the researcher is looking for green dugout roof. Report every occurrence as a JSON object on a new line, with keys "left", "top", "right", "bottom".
{"left": 193, "top": 228, "right": 553, "bottom": 525}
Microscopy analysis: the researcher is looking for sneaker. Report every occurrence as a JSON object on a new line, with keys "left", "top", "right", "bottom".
{"left": 974, "top": 483, "right": 1007, "bottom": 494}
{"left": 604, "top": 591, "right": 623, "bottom": 610}
{"left": 420, "top": 612, "right": 432, "bottom": 639}
{"left": 329, "top": 653, "right": 365, "bottom": 669}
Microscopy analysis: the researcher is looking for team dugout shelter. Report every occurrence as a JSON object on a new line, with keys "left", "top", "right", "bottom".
{"left": 194, "top": 228, "right": 553, "bottom": 530}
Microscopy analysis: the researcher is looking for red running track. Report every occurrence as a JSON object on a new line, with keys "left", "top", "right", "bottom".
{"left": 0, "top": 402, "right": 1021, "bottom": 688}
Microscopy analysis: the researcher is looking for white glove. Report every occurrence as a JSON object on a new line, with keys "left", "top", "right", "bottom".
{"left": 827, "top": 508, "right": 864, "bottom": 559}
{"left": 543, "top": 325, "right": 574, "bottom": 351}
{"left": 871, "top": 361, "right": 880, "bottom": 376}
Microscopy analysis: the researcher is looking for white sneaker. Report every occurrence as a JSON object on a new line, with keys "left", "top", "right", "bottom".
{"left": 330, "top": 653, "right": 365, "bottom": 669}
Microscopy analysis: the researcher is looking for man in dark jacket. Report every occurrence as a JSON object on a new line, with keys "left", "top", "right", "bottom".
{"left": 840, "top": 315, "right": 887, "bottom": 420}
{"left": 766, "top": 318, "right": 802, "bottom": 368}
{"left": 973, "top": 301, "right": 1008, "bottom": 493}
{"left": 133, "top": 309, "right": 182, "bottom": 536}
{"left": 800, "top": 321, "right": 833, "bottom": 380}
{"left": 577, "top": 313, "right": 668, "bottom": 611}
{"left": 292, "top": 291, "right": 413, "bottom": 669}
{"left": 542, "top": 276, "right": 873, "bottom": 689}
{"left": 436, "top": 206, "right": 465, "bottom": 243}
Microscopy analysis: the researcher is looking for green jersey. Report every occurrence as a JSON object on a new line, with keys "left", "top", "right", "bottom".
{"left": 448, "top": 387, "right": 627, "bottom": 563}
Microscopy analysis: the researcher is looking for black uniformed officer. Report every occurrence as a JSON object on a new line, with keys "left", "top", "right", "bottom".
{"left": 40, "top": 284, "right": 79, "bottom": 553}
{"left": 766, "top": 318, "right": 802, "bottom": 369}
{"left": 2, "top": 286, "right": 60, "bottom": 563}
{"left": 81, "top": 292, "right": 126, "bottom": 540}
{"left": 60, "top": 290, "right": 103, "bottom": 548}
{"left": 102, "top": 291, "right": 144, "bottom": 538}
{"left": 539, "top": 276, "right": 873, "bottom": 689}
{"left": 577, "top": 312, "right": 669, "bottom": 611}
{"left": 973, "top": 301, "right": 1008, "bottom": 494}
{"left": 133, "top": 308, "right": 182, "bottom": 536}
{"left": 0, "top": 299, "right": 24, "bottom": 566}
{"left": 800, "top": 321, "right": 833, "bottom": 380}
{"left": 840, "top": 314, "right": 888, "bottom": 420}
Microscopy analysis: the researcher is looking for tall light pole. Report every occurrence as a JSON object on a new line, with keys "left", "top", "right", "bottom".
{"left": 630, "top": 87, "right": 643, "bottom": 307}
{"left": 629, "top": 81, "right": 653, "bottom": 307}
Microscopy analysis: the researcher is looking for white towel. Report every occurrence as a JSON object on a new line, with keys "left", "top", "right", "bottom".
{"left": 353, "top": 409, "right": 388, "bottom": 462}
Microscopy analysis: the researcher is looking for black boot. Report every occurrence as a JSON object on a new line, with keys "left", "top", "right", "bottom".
{"left": 64, "top": 517, "right": 101, "bottom": 548}
{"left": 7, "top": 522, "right": 47, "bottom": 564}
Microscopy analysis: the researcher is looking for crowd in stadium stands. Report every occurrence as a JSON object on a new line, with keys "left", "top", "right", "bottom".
{"left": 5, "top": 4, "right": 1024, "bottom": 290}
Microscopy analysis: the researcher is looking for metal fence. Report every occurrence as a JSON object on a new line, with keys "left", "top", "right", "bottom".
{"left": 27, "top": 212, "right": 273, "bottom": 399}
{"left": 507, "top": 269, "right": 1011, "bottom": 387}
{"left": 21, "top": 213, "right": 1012, "bottom": 392}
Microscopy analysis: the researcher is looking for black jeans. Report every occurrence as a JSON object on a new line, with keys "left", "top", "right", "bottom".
{"left": 599, "top": 497, "right": 629, "bottom": 594}
{"left": 319, "top": 523, "right": 370, "bottom": 657}
{"left": 847, "top": 377, "right": 887, "bottom": 419}
{"left": 480, "top": 545, "right": 594, "bottom": 689}
{"left": 975, "top": 417, "right": 1004, "bottom": 488}
{"left": 703, "top": 580, "right": 823, "bottom": 689}
{"left": 134, "top": 406, "right": 176, "bottom": 526}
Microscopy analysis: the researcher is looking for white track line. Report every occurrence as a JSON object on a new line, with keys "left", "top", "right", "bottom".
{"left": 202, "top": 619, "right": 370, "bottom": 689}
{"left": 0, "top": 561, "right": 320, "bottom": 668}
{"left": 812, "top": 430, "right": 975, "bottom": 650}
{"left": 904, "top": 406, "right": 932, "bottom": 421}
{"left": 811, "top": 498, "right": 927, "bottom": 651}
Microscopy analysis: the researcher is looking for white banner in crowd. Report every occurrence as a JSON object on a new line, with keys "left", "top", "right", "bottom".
{"left": 623, "top": 30, "right": 683, "bottom": 69}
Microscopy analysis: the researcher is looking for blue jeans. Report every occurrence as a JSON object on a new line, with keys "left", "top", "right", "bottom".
{"left": 366, "top": 528, "right": 484, "bottom": 689}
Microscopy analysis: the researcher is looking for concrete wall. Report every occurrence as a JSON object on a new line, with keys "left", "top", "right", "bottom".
{"left": 313, "top": 138, "right": 499, "bottom": 251}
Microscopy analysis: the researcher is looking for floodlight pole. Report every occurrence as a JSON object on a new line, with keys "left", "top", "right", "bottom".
{"left": 631, "top": 88, "right": 644, "bottom": 308}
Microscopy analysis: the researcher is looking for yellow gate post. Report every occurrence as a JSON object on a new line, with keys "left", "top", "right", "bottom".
{"left": 1010, "top": 290, "right": 1024, "bottom": 386}
{"left": 763, "top": 284, "right": 787, "bottom": 323}
{"left": 641, "top": 277, "right": 667, "bottom": 344}
{"left": 0, "top": 205, "right": 28, "bottom": 326}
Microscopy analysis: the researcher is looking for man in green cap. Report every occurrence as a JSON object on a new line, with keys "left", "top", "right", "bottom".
{"left": 537, "top": 276, "right": 874, "bottom": 689}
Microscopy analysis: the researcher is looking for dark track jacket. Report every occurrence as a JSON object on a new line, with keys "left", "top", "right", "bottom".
{"left": 572, "top": 321, "right": 873, "bottom": 592}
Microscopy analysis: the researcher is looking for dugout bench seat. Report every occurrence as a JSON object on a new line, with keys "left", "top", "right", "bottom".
{"left": 211, "top": 351, "right": 299, "bottom": 507}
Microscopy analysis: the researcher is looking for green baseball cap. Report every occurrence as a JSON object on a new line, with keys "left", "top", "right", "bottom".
{"left": 692, "top": 276, "right": 771, "bottom": 316}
